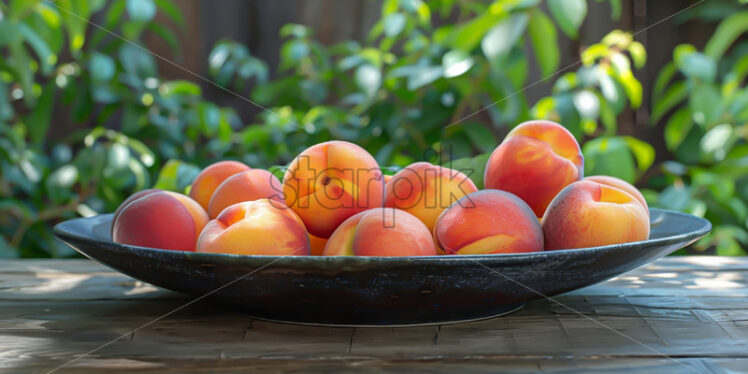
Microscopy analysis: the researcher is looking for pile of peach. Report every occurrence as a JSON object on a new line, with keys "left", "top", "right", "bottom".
{"left": 111, "top": 120, "right": 650, "bottom": 256}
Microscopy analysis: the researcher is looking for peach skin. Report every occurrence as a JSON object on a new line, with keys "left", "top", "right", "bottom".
{"left": 207, "top": 169, "right": 283, "bottom": 218}
{"left": 584, "top": 175, "right": 649, "bottom": 216}
{"left": 112, "top": 190, "right": 209, "bottom": 251}
{"left": 484, "top": 120, "right": 583, "bottom": 217}
{"left": 384, "top": 162, "right": 478, "bottom": 231}
{"left": 542, "top": 180, "right": 650, "bottom": 250}
{"left": 189, "top": 161, "right": 250, "bottom": 211}
{"left": 433, "top": 190, "right": 543, "bottom": 255}
{"left": 197, "top": 199, "right": 310, "bottom": 256}
{"left": 282, "top": 141, "right": 385, "bottom": 238}
{"left": 323, "top": 208, "right": 438, "bottom": 257}
{"left": 111, "top": 188, "right": 159, "bottom": 237}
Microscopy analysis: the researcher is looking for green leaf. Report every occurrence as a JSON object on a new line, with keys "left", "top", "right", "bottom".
{"left": 58, "top": 0, "right": 91, "bottom": 54}
{"left": 704, "top": 11, "right": 748, "bottom": 60}
{"left": 18, "top": 23, "right": 56, "bottom": 74}
{"left": 453, "top": 11, "right": 506, "bottom": 52}
{"left": 664, "top": 108, "right": 693, "bottom": 151}
{"left": 147, "top": 22, "right": 180, "bottom": 54}
{"left": 154, "top": 0, "right": 185, "bottom": 28}
{"left": 651, "top": 81, "right": 688, "bottom": 123}
{"left": 627, "top": 41, "right": 646, "bottom": 69}
{"left": 90, "top": 52, "right": 116, "bottom": 82}
{"left": 445, "top": 152, "right": 491, "bottom": 189}
{"left": 623, "top": 136, "right": 655, "bottom": 172}
{"left": 383, "top": 12, "right": 406, "bottom": 37}
{"left": 652, "top": 62, "right": 676, "bottom": 103}
{"left": 461, "top": 122, "right": 498, "bottom": 153}
{"left": 582, "top": 137, "right": 636, "bottom": 183}
{"left": 481, "top": 13, "right": 528, "bottom": 61}
{"left": 615, "top": 69, "right": 642, "bottom": 109}
{"left": 25, "top": 82, "right": 55, "bottom": 145}
{"left": 528, "top": 9, "right": 559, "bottom": 77}
{"left": 407, "top": 65, "right": 443, "bottom": 90}
{"left": 608, "top": 0, "right": 621, "bottom": 20}
{"left": 547, "top": 0, "right": 587, "bottom": 39}
{"left": 355, "top": 64, "right": 381, "bottom": 98}
{"left": 678, "top": 50, "right": 717, "bottom": 83}
{"left": 154, "top": 159, "right": 201, "bottom": 193}
{"left": 689, "top": 84, "right": 722, "bottom": 127}
{"left": 126, "top": 0, "right": 156, "bottom": 22}
{"left": 442, "top": 50, "right": 474, "bottom": 78}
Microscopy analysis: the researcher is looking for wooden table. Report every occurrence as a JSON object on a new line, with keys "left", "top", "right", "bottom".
{"left": 1, "top": 257, "right": 746, "bottom": 373}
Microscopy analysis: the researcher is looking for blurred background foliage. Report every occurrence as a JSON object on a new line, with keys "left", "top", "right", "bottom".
{"left": 0, "top": 0, "right": 746, "bottom": 257}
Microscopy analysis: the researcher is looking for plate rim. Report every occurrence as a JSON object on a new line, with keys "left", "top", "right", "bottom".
{"left": 53, "top": 208, "right": 712, "bottom": 265}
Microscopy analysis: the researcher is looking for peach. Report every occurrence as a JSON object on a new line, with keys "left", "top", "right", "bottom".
{"left": 189, "top": 161, "right": 250, "bottom": 211}
{"left": 433, "top": 190, "right": 543, "bottom": 255}
{"left": 282, "top": 141, "right": 385, "bottom": 238}
{"left": 584, "top": 175, "right": 649, "bottom": 216}
{"left": 383, "top": 174, "right": 394, "bottom": 184}
{"left": 207, "top": 169, "right": 283, "bottom": 218}
{"left": 322, "top": 208, "right": 437, "bottom": 257}
{"left": 197, "top": 199, "right": 310, "bottom": 256}
{"left": 112, "top": 190, "right": 209, "bottom": 251}
{"left": 384, "top": 162, "right": 478, "bottom": 231}
{"left": 484, "top": 120, "right": 583, "bottom": 217}
{"left": 309, "top": 234, "right": 328, "bottom": 256}
{"left": 111, "top": 188, "right": 159, "bottom": 237}
{"left": 542, "top": 180, "right": 650, "bottom": 250}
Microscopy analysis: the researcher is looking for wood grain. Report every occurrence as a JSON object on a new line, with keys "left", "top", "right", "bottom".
{"left": 0, "top": 257, "right": 746, "bottom": 373}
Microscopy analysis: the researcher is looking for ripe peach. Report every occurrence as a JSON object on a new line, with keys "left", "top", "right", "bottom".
{"left": 282, "top": 141, "right": 385, "bottom": 238}
{"left": 309, "top": 234, "right": 328, "bottom": 256}
{"left": 484, "top": 120, "right": 583, "bottom": 217}
{"left": 197, "top": 199, "right": 310, "bottom": 256}
{"left": 207, "top": 169, "right": 283, "bottom": 218}
{"left": 384, "top": 162, "right": 478, "bottom": 231}
{"left": 383, "top": 174, "right": 394, "bottom": 184}
{"left": 322, "top": 208, "right": 437, "bottom": 257}
{"left": 189, "top": 161, "right": 250, "bottom": 211}
{"left": 542, "top": 180, "right": 650, "bottom": 250}
{"left": 584, "top": 175, "right": 649, "bottom": 216}
{"left": 433, "top": 190, "right": 543, "bottom": 255}
{"left": 112, "top": 190, "right": 209, "bottom": 251}
{"left": 111, "top": 189, "right": 159, "bottom": 237}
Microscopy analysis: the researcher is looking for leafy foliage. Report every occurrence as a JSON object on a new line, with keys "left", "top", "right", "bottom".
{"left": 0, "top": 0, "right": 742, "bottom": 258}
{"left": 646, "top": 9, "right": 748, "bottom": 256}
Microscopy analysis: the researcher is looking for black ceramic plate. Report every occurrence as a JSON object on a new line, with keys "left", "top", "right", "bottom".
{"left": 53, "top": 208, "right": 710, "bottom": 326}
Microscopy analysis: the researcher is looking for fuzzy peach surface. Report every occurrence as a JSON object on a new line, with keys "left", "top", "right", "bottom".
{"left": 542, "top": 180, "right": 650, "bottom": 250}
{"left": 197, "top": 199, "right": 310, "bottom": 256}
{"left": 207, "top": 169, "right": 283, "bottom": 219}
{"left": 188, "top": 161, "right": 250, "bottom": 211}
{"left": 282, "top": 141, "right": 385, "bottom": 239}
{"left": 384, "top": 162, "right": 478, "bottom": 232}
{"left": 323, "top": 208, "right": 437, "bottom": 257}
{"left": 112, "top": 190, "right": 208, "bottom": 251}
{"left": 434, "top": 190, "right": 543, "bottom": 255}
{"left": 484, "top": 120, "right": 583, "bottom": 217}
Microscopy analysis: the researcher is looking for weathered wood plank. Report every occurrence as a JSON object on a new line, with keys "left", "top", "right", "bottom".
{"left": 0, "top": 257, "right": 746, "bottom": 373}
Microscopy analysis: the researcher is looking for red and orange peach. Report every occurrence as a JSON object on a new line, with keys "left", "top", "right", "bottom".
{"left": 282, "top": 141, "right": 385, "bottom": 238}
{"left": 112, "top": 190, "right": 209, "bottom": 251}
{"left": 542, "top": 179, "right": 650, "bottom": 250}
{"left": 433, "top": 190, "right": 543, "bottom": 255}
{"left": 384, "top": 162, "right": 478, "bottom": 231}
{"left": 207, "top": 169, "right": 283, "bottom": 218}
{"left": 484, "top": 120, "right": 583, "bottom": 217}
{"left": 189, "top": 161, "right": 250, "bottom": 211}
{"left": 322, "top": 208, "right": 437, "bottom": 257}
{"left": 197, "top": 199, "right": 310, "bottom": 256}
